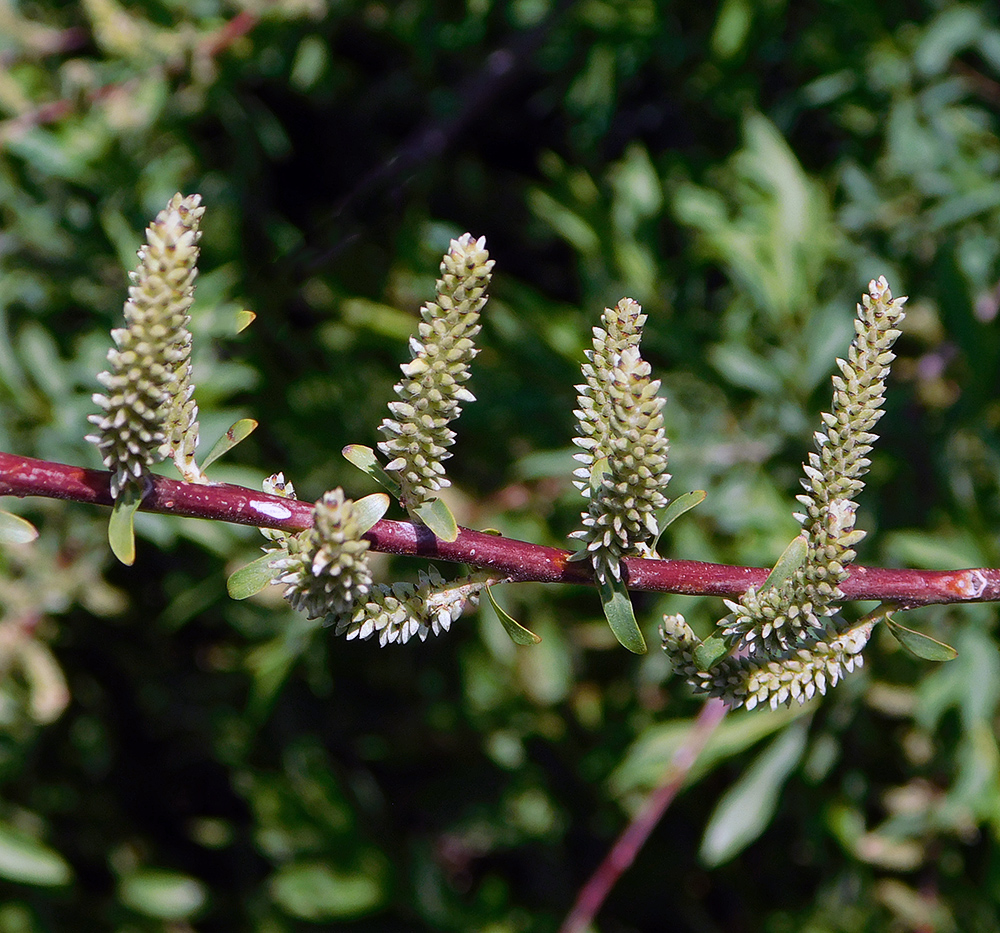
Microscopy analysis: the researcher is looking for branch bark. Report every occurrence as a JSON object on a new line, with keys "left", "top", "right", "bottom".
{"left": 1, "top": 452, "right": 997, "bottom": 606}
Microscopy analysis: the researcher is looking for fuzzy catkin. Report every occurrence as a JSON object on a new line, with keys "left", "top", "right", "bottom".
{"left": 570, "top": 300, "right": 671, "bottom": 582}
{"left": 377, "top": 234, "right": 493, "bottom": 518}
{"left": 269, "top": 488, "right": 373, "bottom": 620}
{"left": 87, "top": 193, "right": 205, "bottom": 496}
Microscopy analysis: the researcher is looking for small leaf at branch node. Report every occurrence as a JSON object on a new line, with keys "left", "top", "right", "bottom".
{"left": 486, "top": 584, "right": 541, "bottom": 645}
{"left": 412, "top": 498, "right": 459, "bottom": 542}
{"left": 885, "top": 616, "right": 957, "bottom": 661}
{"left": 109, "top": 485, "right": 143, "bottom": 566}
{"left": 228, "top": 552, "right": 283, "bottom": 600}
{"left": 598, "top": 576, "right": 647, "bottom": 654}
{"left": 342, "top": 445, "right": 402, "bottom": 498}
{"left": 203, "top": 419, "right": 258, "bottom": 469}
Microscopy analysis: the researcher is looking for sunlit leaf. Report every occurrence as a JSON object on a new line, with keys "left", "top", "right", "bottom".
{"left": 412, "top": 498, "right": 458, "bottom": 542}
{"left": 0, "top": 509, "right": 38, "bottom": 545}
{"left": 202, "top": 418, "right": 258, "bottom": 469}
{"left": 109, "top": 485, "right": 143, "bottom": 566}
{"left": 353, "top": 493, "right": 389, "bottom": 535}
{"left": 341, "top": 445, "right": 402, "bottom": 498}
{"left": 234, "top": 309, "right": 256, "bottom": 333}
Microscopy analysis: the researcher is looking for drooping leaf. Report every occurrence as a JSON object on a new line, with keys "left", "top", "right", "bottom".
{"left": 353, "top": 493, "right": 390, "bottom": 535}
{"left": 341, "top": 445, "right": 402, "bottom": 498}
{"left": 486, "top": 584, "right": 541, "bottom": 645}
{"left": 108, "top": 484, "right": 143, "bottom": 566}
{"left": 886, "top": 617, "right": 958, "bottom": 662}
{"left": 228, "top": 552, "right": 282, "bottom": 600}
{"left": 412, "top": 497, "right": 458, "bottom": 542}
{"left": 598, "top": 576, "right": 647, "bottom": 654}
{"left": 202, "top": 418, "right": 258, "bottom": 469}
{"left": 0, "top": 509, "right": 38, "bottom": 545}
{"left": 699, "top": 719, "right": 809, "bottom": 866}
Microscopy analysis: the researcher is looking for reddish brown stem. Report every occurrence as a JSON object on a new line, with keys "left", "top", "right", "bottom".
{"left": 559, "top": 699, "right": 728, "bottom": 933}
{"left": 1, "top": 451, "right": 998, "bottom": 606}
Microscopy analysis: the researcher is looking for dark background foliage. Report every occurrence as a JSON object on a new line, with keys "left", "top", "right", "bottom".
{"left": 2, "top": 0, "right": 1000, "bottom": 929}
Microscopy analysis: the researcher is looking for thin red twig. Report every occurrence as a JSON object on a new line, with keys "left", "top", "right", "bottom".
{"left": 1, "top": 451, "right": 998, "bottom": 606}
{"left": 560, "top": 699, "right": 728, "bottom": 933}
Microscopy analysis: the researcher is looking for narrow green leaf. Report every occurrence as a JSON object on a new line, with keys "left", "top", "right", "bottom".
{"left": 109, "top": 485, "right": 143, "bottom": 566}
{"left": 353, "top": 493, "right": 390, "bottom": 535}
{"left": 598, "top": 576, "right": 647, "bottom": 654}
{"left": 228, "top": 552, "right": 281, "bottom": 600}
{"left": 412, "top": 498, "right": 458, "bottom": 542}
{"left": 234, "top": 309, "right": 256, "bottom": 333}
{"left": 651, "top": 490, "right": 707, "bottom": 551}
{"left": 761, "top": 534, "right": 808, "bottom": 592}
{"left": 0, "top": 510, "right": 38, "bottom": 545}
{"left": 886, "top": 617, "right": 958, "bottom": 662}
{"left": 203, "top": 419, "right": 258, "bottom": 470}
{"left": 700, "top": 720, "right": 809, "bottom": 867}
{"left": 341, "top": 445, "right": 402, "bottom": 498}
{"left": 486, "top": 584, "right": 541, "bottom": 645}
{"left": 694, "top": 634, "right": 728, "bottom": 671}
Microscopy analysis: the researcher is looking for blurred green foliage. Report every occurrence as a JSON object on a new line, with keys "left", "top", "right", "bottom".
{"left": 2, "top": 0, "right": 1000, "bottom": 930}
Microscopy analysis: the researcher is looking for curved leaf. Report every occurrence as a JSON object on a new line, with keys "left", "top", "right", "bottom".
{"left": 598, "top": 576, "right": 646, "bottom": 654}
{"left": 341, "top": 445, "right": 402, "bottom": 498}
{"left": 0, "top": 509, "right": 38, "bottom": 545}
{"left": 886, "top": 617, "right": 958, "bottom": 662}
{"left": 486, "top": 584, "right": 541, "bottom": 645}
{"left": 203, "top": 419, "right": 258, "bottom": 470}
{"left": 412, "top": 497, "right": 458, "bottom": 542}
{"left": 353, "top": 493, "right": 390, "bottom": 535}
{"left": 228, "top": 552, "right": 281, "bottom": 600}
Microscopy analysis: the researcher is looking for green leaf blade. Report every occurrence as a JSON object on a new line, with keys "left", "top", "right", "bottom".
{"left": 598, "top": 576, "right": 647, "bottom": 654}
{"left": 486, "top": 584, "right": 541, "bottom": 645}
{"left": 228, "top": 552, "right": 281, "bottom": 600}
{"left": 202, "top": 418, "right": 258, "bottom": 470}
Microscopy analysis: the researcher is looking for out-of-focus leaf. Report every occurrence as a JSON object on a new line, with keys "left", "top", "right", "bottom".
{"left": 0, "top": 824, "right": 72, "bottom": 887}
{"left": 269, "top": 859, "right": 386, "bottom": 920}
{"left": 699, "top": 720, "right": 809, "bottom": 866}
{"left": 611, "top": 705, "right": 805, "bottom": 799}
{"left": 0, "top": 510, "right": 38, "bottom": 545}
{"left": 118, "top": 869, "right": 207, "bottom": 920}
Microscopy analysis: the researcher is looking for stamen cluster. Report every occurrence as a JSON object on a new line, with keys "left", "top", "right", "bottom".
{"left": 378, "top": 234, "right": 493, "bottom": 518}
{"left": 87, "top": 194, "right": 205, "bottom": 496}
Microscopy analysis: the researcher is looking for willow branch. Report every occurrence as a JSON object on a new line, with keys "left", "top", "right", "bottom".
{"left": 0, "top": 452, "right": 996, "bottom": 605}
